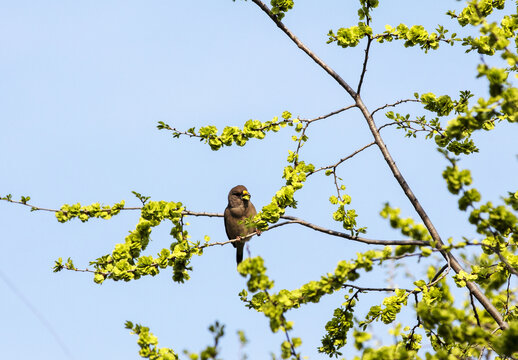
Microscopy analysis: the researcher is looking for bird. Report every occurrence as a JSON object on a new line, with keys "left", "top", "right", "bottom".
{"left": 224, "top": 185, "right": 258, "bottom": 265}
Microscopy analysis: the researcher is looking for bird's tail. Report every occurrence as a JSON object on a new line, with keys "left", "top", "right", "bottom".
{"left": 236, "top": 243, "right": 244, "bottom": 265}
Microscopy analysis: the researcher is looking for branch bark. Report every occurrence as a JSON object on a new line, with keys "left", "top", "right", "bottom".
{"left": 250, "top": 0, "right": 508, "bottom": 330}
{"left": 279, "top": 215, "right": 427, "bottom": 246}
{"left": 357, "top": 34, "right": 372, "bottom": 95}
{"left": 300, "top": 104, "right": 357, "bottom": 123}
{"left": 0, "top": 198, "right": 426, "bottom": 247}
{"left": 371, "top": 99, "right": 420, "bottom": 117}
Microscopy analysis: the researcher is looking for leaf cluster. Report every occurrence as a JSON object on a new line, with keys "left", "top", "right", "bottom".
{"left": 125, "top": 321, "right": 178, "bottom": 360}
{"left": 55, "top": 200, "right": 204, "bottom": 284}
{"left": 55, "top": 201, "right": 125, "bottom": 223}
{"left": 157, "top": 111, "right": 293, "bottom": 151}
{"left": 377, "top": 24, "right": 458, "bottom": 52}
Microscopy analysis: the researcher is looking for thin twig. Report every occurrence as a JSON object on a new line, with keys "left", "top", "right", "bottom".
{"left": 477, "top": 348, "right": 486, "bottom": 360}
{"left": 343, "top": 284, "right": 414, "bottom": 293}
{"left": 0, "top": 198, "right": 141, "bottom": 213}
{"left": 162, "top": 126, "right": 201, "bottom": 138}
{"left": 282, "top": 320, "right": 300, "bottom": 360}
{"left": 308, "top": 142, "right": 376, "bottom": 176}
{"left": 299, "top": 104, "right": 357, "bottom": 123}
{"left": 505, "top": 275, "right": 512, "bottom": 317}
{"left": 377, "top": 120, "right": 445, "bottom": 135}
{"left": 470, "top": 292, "right": 482, "bottom": 327}
{"left": 62, "top": 266, "right": 99, "bottom": 274}
{"left": 372, "top": 243, "right": 480, "bottom": 262}
{"left": 406, "top": 293, "right": 421, "bottom": 350}
{"left": 279, "top": 215, "right": 428, "bottom": 246}
{"left": 293, "top": 122, "right": 309, "bottom": 167}
{"left": 250, "top": 0, "right": 358, "bottom": 99}
{"left": 371, "top": 99, "right": 420, "bottom": 117}
{"left": 332, "top": 171, "right": 341, "bottom": 198}
{"left": 345, "top": 289, "right": 362, "bottom": 312}
{"left": 183, "top": 210, "right": 223, "bottom": 218}
{"left": 357, "top": 35, "right": 373, "bottom": 95}
{"left": 200, "top": 222, "right": 290, "bottom": 248}
{"left": 429, "top": 262, "right": 449, "bottom": 285}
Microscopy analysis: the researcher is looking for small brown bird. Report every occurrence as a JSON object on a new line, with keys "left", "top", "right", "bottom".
{"left": 224, "top": 185, "right": 258, "bottom": 265}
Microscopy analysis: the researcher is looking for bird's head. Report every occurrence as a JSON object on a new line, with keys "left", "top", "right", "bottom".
{"left": 228, "top": 185, "right": 252, "bottom": 207}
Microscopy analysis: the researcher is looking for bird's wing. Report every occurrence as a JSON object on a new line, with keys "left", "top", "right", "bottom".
{"left": 224, "top": 206, "right": 238, "bottom": 248}
{"left": 246, "top": 202, "right": 258, "bottom": 232}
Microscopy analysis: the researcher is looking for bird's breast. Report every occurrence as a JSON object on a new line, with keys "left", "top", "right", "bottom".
{"left": 229, "top": 205, "right": 247, "bottom": 218}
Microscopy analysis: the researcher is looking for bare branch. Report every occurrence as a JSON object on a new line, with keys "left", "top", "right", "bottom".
{"left": 357, "top": 36, "right": 373, "bottom": 95}
{"left": 299, "top": 104, "right": 357, "bottom": 124}
{"left": 372, "top": 242, "right": 480, "bottom": 263}
{"left": 345, "top": 289, "right": 362, "bottom": 312}
{"left": 406, "top": 293, "right": 422, "bottom": 350}
{"left": 200, "top": 221, "right": 290, "bottom": 248}
{"left": 0, "top": 198, "right": 69, "bottom": 213}
{"left": 63, "top": 266, "right": 98, "bottom": 274}
{"left": 429, "top": 261, "right": 450, "bottom": 287}
{"left": 294, "top": 122, "right": 309, "bottom": 164}
{"left": 331, "top": 170, "right": 341, "bottom": 198}
{"left": 279, "top": 215, "right": 427, "bottom": 246}
{"left": 159, "top": 125, "right": 202, "bottom": 139}
{"left": 308, "top": 142, "right": 376, "bottom": 176}
{"left": 377, "top": 120, "right": 446, "bottom": 139}
{"left": 371, "top": 99, "right": 420, "bottom": 117}
{"left": 281, "top": 317, "right": 300, "bottom": 360}
{"left": 250, "top": 0, "right": 359, "bottom": 100}
{"left": 343, "top": 283, "right": 413, "bottom": 293}
{"left": 202, "top": 214, "right": 428, "bottom": 247}
{"left": 470, "top": 292, "right": 482, "bottom": 327}
{"left": 183, "top": 210, "right": 222, "bottom": 218}
{"left": 505, "top": 275, "right": 512, "bottom": 317}
{"left": 344, "top": 262, "right": 451, "bottom": 299}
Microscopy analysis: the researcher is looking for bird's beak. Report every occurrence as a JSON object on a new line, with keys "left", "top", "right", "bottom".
{"left": 241, "top": 190, "right": 251, "bottom": 201}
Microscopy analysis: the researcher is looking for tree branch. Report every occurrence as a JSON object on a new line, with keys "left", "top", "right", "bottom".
{"left": 357, "top": 35, "right": 373, "bottom": 95}
{"left": 250, "top": 0, "right": 359, "bottom": 100}
{"left": 308, "top": 142, "right": 376, "bottom": 176}
{"left": 495, "top": 250, "right": 518, "bottom": 277}
{"left": 371, "top": 99, "right": 420, "bottom": 117}
{"left": 470, "top": 292, "right": 482, "bottom": 327}
{"left": 299, "top": 104, "right": 357, "bottom": 124}
{"left": 249, "top": 0, "right": 508, "bottom": 329}
{"left": 407, "top": 293, "right": 422, "bottom": 350}
{"left": 279, "top": 215, "right": 427, "bottom": 246}
{"left": 2, "top": 198, "right": 427, "bottom": 247}
{"left": 0, "top": 197, "right": 141, "bottom": 213}
{"left": 343, "top": 283, "right": 414, "bottom": 293}
{"left": 505, "top": 275, "right": 512, "bottom": 317}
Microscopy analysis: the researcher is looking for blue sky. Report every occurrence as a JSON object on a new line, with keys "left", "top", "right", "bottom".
{"left": 1, "top": 1, "right": 517, "bottom": 359}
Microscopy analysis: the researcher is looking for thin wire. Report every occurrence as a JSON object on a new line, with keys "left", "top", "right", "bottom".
{"left": 0, "top": 269, "right": 74, "bottom": 359}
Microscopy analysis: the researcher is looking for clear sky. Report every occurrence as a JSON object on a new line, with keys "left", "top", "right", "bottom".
{"left": 1, "top": 1, "right": 517, "bottom": 359}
